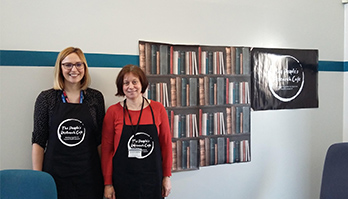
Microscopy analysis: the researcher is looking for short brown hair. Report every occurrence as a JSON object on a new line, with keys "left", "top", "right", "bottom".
{"left": 53, "top": 47, "right": 91, "bottom": 90}
{"left": 115, "top": 64, "right": 148, "bottom": 96}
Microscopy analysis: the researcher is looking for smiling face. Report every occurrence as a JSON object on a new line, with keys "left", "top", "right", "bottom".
{"left": 123, "top": 72, "right": 142, "bottom": 100}
{"left": 61, "top": 53, "right": 85, "bottom": 87}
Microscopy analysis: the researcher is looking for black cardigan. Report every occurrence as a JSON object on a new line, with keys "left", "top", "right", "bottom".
{"left": 31, "top": 88, "right": 105, "bottom": 148}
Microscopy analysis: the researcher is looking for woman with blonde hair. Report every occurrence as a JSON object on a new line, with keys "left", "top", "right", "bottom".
{"left": 32, "top": 47, "right": 105, "bottom": 199}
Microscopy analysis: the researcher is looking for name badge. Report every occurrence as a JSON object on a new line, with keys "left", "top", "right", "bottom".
{"left": 128, "top": 148, "right": 142, "bottom": 158}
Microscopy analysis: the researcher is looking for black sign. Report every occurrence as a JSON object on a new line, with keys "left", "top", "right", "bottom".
{"left": 251, "top": 48, "right": 318, "bottom": 110}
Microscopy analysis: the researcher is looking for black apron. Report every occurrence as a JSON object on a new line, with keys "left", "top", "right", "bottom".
{"left": 43, "top": 96, "right": 103, "bottom": 199}
{"left": 112, "top": 98, "right": 163, "bottom": 199}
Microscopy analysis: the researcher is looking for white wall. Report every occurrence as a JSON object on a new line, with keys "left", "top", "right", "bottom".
{"left": 0, "top": 1, "right": 346, "bottom": 199}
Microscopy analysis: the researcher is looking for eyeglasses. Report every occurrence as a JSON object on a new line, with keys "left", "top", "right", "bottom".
{"left": 123, "top": 80, "right": 139, "bottom": 86}
{"left": 61, "top": 62, "right": 85, "bottom": 70}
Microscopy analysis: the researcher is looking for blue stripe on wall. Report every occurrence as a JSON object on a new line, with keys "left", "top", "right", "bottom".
{"left": 0, "top": 50, "right": 346, "bottom": 71}
{"left": 0, "top": 50, "right": 139, "bottom": 67}
{"left": 318, "top": 61, "right": 346, "bottom": 72}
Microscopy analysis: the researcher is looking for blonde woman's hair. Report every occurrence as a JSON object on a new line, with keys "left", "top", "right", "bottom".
{"left": 53, "top": 47, "right": 91, "bottom": 90}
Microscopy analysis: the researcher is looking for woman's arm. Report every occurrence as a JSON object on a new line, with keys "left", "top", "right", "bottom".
{"left": 31, "top": 90, "right": 51, "bottom": 170}
{"left": 95, "top": 90, "right": 106, "bottom": 142}
{"left": 101, "top": 105, "right": 120, "bottom": 185}
{"left": 32, "top": 143, "right": 44, "bottom": 171}
{"left": 157, "top": 103, "right": 173, "bottom": 177}
{"left": 94, "top": 90, "right": 105, "bottom": 158}
{"left": 157, "top": 104, "right": 173, "bottom": 197}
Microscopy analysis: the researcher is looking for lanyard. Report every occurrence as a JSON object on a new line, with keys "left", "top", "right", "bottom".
{"left": 61, "top": 90, "right": 84, "bottom": 103}
{"left": 123, "top": 97, "right": 145, "bottom": 135}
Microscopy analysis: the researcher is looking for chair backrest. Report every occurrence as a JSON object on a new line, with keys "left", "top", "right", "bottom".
{"left": 0, "top": 169, "right": 57, "bottom": 199}
{"left": 320, "top": 142, "right": 348, "bottom": 199}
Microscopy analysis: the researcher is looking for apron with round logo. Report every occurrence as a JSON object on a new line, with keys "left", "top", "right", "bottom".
{"left": 112, "top": 98, "right": 163, "bottom": 199}
{"left": 43, "top": 97, "right": 103, "bottom": 199}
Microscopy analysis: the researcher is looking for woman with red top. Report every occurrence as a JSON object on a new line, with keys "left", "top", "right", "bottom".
{"left": 101, "top": 64, "right": 172, "bottom": 199}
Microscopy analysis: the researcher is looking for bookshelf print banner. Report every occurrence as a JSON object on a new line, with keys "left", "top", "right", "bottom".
{"left": 139, "top": 41, "right": 252, "bottom": 172}
{"left": 251, "top": 48, "right": 318, "bottom": 111}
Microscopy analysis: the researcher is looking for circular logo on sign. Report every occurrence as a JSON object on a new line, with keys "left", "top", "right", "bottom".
{"left": 268, "top": 55, "right": 304, "bottom": 102}
{"left": 127, "top": 132, "right": 154, "bottom": 159}
{"left": 57, "top": 118, "right": 85, "bottom": 147}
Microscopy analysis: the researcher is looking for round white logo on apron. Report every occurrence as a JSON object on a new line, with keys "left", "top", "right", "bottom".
{"left": 57, "top": 118, "right": 86, "bottom": 147}
{"left": 127, "top": 132, "right": 154, "bottom": 159}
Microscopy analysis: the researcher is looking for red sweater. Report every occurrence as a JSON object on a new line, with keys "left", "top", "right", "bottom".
{"left": 101, "top": 100, "right": 172, "bottom": 185}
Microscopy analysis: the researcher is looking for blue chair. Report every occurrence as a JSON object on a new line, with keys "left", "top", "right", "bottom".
{"left": 320, "top": 142, "right": 348, "bottom": 199}
{"left": 0, "top": 169, "right": 57, "bottom": 199}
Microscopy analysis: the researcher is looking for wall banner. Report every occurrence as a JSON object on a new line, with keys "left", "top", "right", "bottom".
{"left": 251, "top": 48, "right": 318, "bottom": 111}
